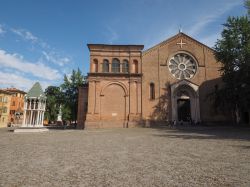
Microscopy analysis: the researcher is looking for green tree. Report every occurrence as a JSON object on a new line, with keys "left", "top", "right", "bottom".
{"left": 60, "top": 68, "right": 85, "bottom": 123}
{"left": 245, "top": 0, "right": 250, "bottom": 16}
{"left": 44, "top": 86, "right": 62, "bottom": 123}
{"left": 213, "top": 15, "right": 250, "bottom": 124}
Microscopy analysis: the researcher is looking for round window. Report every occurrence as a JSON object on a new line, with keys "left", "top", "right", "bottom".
{"left": 168, "top": 53, "right": 197, "bottom": 79}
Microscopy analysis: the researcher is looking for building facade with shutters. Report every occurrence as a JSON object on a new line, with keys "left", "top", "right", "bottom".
{"left": 78, "top": 32, "right": 228, "bottom": 129}
{"left": 4, "top": 88, "right": 26, "bottom": 125}
{"left": 0, "top": 90, "right": 12, "bottom": 128}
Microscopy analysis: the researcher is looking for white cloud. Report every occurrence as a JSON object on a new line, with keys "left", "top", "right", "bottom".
{"left": 10, "top": 27, "right": 73, "bottom": 67}
{"left": 11, "top": 28, "right": 38, "bottom": 43}
{"left": 187, "top": 1, "right": 242, "bottom": 36}
{"left": 0, "top": 71, "right": 34, "bottom": 90}
{"left": 42, "top": 51, "right": 70, "bottom": 66}
{"left": 0, "top": 71, "right": 53, "bottom": 91}
{"left": 0, "top": 49, "right": 61, "bottom": 81}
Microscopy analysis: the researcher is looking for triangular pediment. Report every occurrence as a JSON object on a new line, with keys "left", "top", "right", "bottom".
{"left": 171, "top": 79, "right": 199, "bottom": 92}
{"left": 26, "top": 82, "right": 46, "bottom": 98}
{"left": 143, "top": 32, "right": 214, "bottom": 56}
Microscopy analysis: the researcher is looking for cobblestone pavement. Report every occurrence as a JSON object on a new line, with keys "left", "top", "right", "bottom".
{"left": 0, "top": 126, "right": 250, "bottom": 187}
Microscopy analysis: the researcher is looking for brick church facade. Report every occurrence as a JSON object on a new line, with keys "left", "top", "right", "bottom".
{"left": 77, "top": 32, "right": 227, "bottom": 128}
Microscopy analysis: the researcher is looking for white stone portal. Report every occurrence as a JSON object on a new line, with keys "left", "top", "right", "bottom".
{"left": 171, "top": 80, "right": 200, "bottom": 123}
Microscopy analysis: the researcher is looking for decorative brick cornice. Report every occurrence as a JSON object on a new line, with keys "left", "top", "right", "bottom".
{"left": 88, "top": 73, "right": 142, "bottom": 77}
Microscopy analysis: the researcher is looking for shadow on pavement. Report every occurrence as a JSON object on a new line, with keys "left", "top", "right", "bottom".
{"left": 149, "top": 125, "right": 250, "bottom": 141}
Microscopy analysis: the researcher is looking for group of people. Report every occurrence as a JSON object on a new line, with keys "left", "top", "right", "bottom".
{"left": 168, "top": 117, "right": 200, "bottom": 127}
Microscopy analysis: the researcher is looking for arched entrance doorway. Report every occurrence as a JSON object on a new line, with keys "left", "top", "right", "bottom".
{"left": 177, "top": 97, "right": 191, "bottom": 122}
{"left": 100, "top": 83, "right": 127, "bottom": 127}
{"left": 171, "top": 80, "right": 200, "bottom": 123}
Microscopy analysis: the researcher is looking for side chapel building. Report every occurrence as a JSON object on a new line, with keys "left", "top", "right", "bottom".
{"left": 77, "top": 32, "right": 227, "bottom": 128}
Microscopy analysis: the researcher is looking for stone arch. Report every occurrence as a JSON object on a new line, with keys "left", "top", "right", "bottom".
{"left": 92, "top": 59, "right": 98, "bottom": 73}
{"left": 133, "top": 59, "right": 139, "bottom": 73}
{"left": 100, "top": 82, "right": 128, "bottom": 124}
{"left": 173, "top": 84, "right": 197, "bottom": 99}
{"left": 100, "top": 82, "right": 128, "bottom": 97}
{"left": 171, "top": 80, "right": 200, "bottom": 123}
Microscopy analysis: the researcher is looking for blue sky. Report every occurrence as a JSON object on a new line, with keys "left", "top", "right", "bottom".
{"left": 0, "top": 0, "right": 246, "bottom": 91}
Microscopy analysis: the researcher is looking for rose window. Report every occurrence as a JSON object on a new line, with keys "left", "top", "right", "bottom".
{"left": 168, "top": 53, "right": 197, "bottom": 79}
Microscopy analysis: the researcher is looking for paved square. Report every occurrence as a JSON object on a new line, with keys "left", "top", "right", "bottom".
{"left": 0, "top": 126, "right": 250, "bottom": 186}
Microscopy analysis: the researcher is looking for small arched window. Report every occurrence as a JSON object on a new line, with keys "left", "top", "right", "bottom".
{"left": 93, "top": 59, "right": 98, "bottom": 73}
{"left": 122, "top": 59, "right": 129, "bottom": 73}
{"left": 133, "top": 60, "right": 138, "bottom": 73}
{"left": 150, "top": 83, "right": 155, "bottom": 100}
{"left": 112, "top": 58, "right": 120, "bottom": 73}
{"left": 103, "top": 59, "right": 109, "bottom": 73}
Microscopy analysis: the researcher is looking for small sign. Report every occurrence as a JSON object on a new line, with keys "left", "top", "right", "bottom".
{"left": 112, "top": 113, "right": 117, "bottom": 116}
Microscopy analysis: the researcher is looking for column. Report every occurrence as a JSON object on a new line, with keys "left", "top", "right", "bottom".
{"left": 39, "top": 110, "right": 42, "bottom": 126}
{"left": 94, "top": 81, "right": 100, "bottom": 114}
{"left": 99, "top": 62, "right": 102, "bottom": 73}
{"left": 26, "top": 111, "right": 29, "bottom": 126}
{"left": 44, "top": 100, "right": 46, "bottom": 110}
{"left": 130, "top": 81, "right": 136, "bottom": 114}
{"left": 137, "top": 81, "right": 142, "bottom": 114}
{"left": 22, "top": 100, "right": 27, "bottom": 127}
{"left": 36, "top": 111, "right": 39, "bottom": 126}
{"left": 87, "top": 81, "right": 95, "bottom": 114}
{"left": 41, "top": 111, "right": 44, "bottom": 126}
{"left": 38, "top": 100, "right": 40, "bottom": 110}
{"left": 40, "top": 111, "right": 43, "bottom": 126}
{"left": 109, "top": 62, "right": 112, "bottom": 72}
{"left": 120, "top": 62, "right": 122, "bottom": 73}
{"left": 30, "top": 111, "right": 33, "bottom": 126}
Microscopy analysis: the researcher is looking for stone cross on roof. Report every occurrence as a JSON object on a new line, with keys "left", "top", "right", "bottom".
{"left": 176, "top": 39, "right": 186, "bottom": 48}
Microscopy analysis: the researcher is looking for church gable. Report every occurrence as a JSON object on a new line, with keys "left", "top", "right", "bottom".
{"left": 142, "top": 32, "right": 221, "bottom": 84}
{"left": 143, "top": 32, "right": 214, "bottom": 57}
{"left": 142, "top": 32, "right": 219, "bottom": 69}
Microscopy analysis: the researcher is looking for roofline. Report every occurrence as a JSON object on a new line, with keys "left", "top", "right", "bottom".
{"left": 0, "top": 89, "right": 14, "bottom": 95}
{"left": 143, "top": 32, "right": 215, "bottom": 55}
{"left": 4, "top": 89, "right": 26, "bottom": 94}
{"left": 24, "top": 96, "right": 46, "bottom": 99}
{"left": 87, "top": 44, "right": 144, "bottom": 50}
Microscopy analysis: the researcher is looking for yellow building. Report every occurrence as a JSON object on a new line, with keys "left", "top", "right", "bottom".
{"left": 0, "top": 90, "right": 13, "bottom": 128}
{"left": 4, "top": 88, "right": 26, "bottom": 125}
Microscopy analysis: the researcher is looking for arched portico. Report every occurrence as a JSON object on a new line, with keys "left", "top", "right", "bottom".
{"left": 171, "top": 80, "right": 200, "bottom": 123}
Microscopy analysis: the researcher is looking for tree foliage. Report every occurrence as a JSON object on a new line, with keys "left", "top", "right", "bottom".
{"left": 44, "top": 68, "right": 86, "bottom": 124}
{"left": 213, "top": 12, "right": 250, "bottom": 123}
{"left": 60, "top": 68, "right": 85, "bottom": 122}
{"left": 44, "top": 86, "right": 62, "bottom": 122}
{"left": 245, "top": 0, "right": 250, "bottom": 16}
